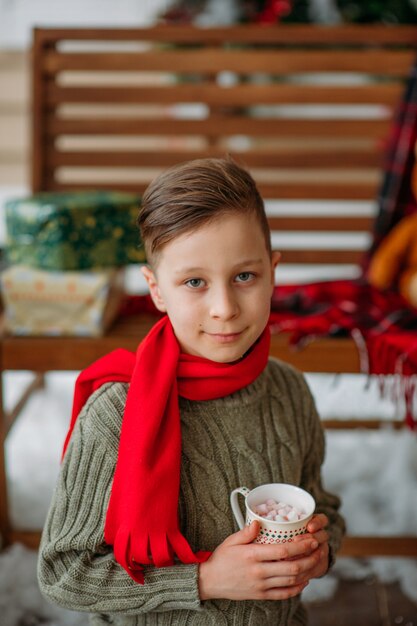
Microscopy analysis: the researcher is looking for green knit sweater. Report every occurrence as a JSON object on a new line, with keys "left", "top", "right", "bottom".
{"left": 38, "top": 357, "right": 345, "bottom": 625}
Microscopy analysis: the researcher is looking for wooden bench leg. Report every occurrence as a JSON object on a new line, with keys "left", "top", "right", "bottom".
{"left": 0, "top": 370, "right": 46, "bottom": 547}
{"left": 5, "top": 372, "right": 45, "bottom": 436}
{"left": 0, "top": 355, "right": 11, "bottom": 547}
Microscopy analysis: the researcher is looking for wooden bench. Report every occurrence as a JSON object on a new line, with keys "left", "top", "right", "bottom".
{"left": 1, "top": 25, "right": 417, "bottom": 559}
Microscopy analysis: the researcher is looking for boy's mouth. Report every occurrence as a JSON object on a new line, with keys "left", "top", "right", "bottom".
{"left": 206, "top": 331, "right": 244, "bottom": 343}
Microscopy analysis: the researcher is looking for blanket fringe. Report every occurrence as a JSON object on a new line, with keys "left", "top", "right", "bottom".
{"left": 352, "top": 328, "right": 417, "bottom": 430}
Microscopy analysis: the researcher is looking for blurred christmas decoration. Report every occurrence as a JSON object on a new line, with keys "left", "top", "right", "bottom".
{"left": 160, "top": 0, "right": 417, "bottom": 24}
{"left": 335, "top": 0, "right": 417, "bottom": 23}
{"left": 244, "top": 0, "right": 295, "bottom": 23}
{"left": 160, "top": 0, "right": 309, "bottom": 24}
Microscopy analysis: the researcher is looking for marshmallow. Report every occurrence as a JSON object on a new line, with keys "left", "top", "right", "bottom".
{"left": 254, "top": 499, "right": 306, "bottom": 522}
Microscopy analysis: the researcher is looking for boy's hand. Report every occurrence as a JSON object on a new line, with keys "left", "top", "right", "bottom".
{"left": 198, "top": 521, "right": 322, "bottom": 601}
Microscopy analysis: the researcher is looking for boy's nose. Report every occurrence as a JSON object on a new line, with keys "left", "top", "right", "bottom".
{"left": 209, "top": 286, "right": 239, "bottom": 320}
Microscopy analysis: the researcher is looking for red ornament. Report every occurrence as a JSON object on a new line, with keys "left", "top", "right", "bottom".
{"left": 257, "top": 0, "right": 292, "bottom": 23}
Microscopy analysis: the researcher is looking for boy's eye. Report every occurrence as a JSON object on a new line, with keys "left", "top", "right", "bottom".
{"left": 235, "top": 272, "right": 255, "bottom": 283}
{"left": 185, "top": 278, "right": 205, "bottom": 288}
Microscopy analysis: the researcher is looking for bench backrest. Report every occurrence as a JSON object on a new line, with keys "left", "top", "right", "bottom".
{"left": 32, "top": 25, "right": 417, "bottom": 281}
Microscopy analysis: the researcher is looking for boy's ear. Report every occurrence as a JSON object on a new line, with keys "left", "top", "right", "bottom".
{"left": 270, "top": 251, "right": 281, "bottom": 287}
{"left": 141, "top": 265, "right": 167, "bottom": 312}
{"left": 272, "top": 250, "right": 281, "bottom": 269}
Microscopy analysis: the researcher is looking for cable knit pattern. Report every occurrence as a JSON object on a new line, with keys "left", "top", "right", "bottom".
{"left": 38, "top": 357, "right": 345, "bottom": 625}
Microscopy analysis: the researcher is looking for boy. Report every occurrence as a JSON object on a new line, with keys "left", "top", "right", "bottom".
{"left": 38, "top": 158, "right": 345, "bottom": 625}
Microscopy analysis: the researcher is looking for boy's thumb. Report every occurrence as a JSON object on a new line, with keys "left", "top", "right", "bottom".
{"left": 227, "top": 520, "right": 260, "bottom": 546}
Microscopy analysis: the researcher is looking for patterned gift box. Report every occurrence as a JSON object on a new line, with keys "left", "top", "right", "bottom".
{"left": 5, "top": 191, "right": 145, "bottom": 270}
{"left": 1, "top": 265, "right": 125, "bottom": 336}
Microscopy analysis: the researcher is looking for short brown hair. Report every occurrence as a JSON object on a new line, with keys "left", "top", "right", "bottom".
{"left": 137, "top": 157, "right": 271, "bottom": 266}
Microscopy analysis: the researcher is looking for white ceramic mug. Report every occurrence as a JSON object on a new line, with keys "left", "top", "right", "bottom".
{"left": 230, "top": 483, "right": 315, "bottom": 544}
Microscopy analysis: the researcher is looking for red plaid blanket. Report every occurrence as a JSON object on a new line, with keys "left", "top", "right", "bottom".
{"left": 269, "top": 279, "right": 417, "bottom": 429}
{"left": 270, "top": 279, "right": 416, "bottom": 344}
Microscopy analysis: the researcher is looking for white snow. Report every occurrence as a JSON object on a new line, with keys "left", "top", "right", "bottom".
{"left": 1, "top": 370, "right": 417, "bottom": 624}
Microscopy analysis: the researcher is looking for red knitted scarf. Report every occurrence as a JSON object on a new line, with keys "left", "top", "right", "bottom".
{"left": 63, "top": 315, "right": 270, "bottom": 583}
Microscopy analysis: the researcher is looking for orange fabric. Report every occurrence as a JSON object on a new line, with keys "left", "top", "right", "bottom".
{"left": 367, "top": 213, "right": 417, "bottom": 305}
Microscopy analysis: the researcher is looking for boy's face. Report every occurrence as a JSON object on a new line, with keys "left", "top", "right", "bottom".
{"left": 142, "top": 212, "right": 280, "bottom": 363}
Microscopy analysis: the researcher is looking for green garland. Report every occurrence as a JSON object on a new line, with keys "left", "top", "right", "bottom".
{"left": 334, "top": 0, "right": 417, "bottom": 23}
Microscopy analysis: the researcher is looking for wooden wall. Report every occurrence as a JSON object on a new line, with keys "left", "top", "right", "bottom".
{"left": 0, "top": 50, "right": 30, "bottom": 189}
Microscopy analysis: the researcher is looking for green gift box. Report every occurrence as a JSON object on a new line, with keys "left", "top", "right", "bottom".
{"left": 5, "top": 191, "right": 146, "bottom": 270}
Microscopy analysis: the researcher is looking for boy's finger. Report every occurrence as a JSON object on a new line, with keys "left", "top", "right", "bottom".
{"left": 306, "top": 514, "right": 328, "bottom": 533}
{"left": 307, "top": 529, "right": 329, "bottom": 545}
{"left": 263, "top": 581, "right": 308, "bottom": 600}
{"left": 263, "top": 548, "right": 322, "bottom": 579}
{"left": 255, "top": 537, "right": 318, "bottom": 562}
{"left": 225, "top": 520, "right": 260, "bottom": 546}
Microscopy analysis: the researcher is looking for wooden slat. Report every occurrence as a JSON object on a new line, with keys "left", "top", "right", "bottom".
{"left": 269, "top": 334, "right": 361, "bottom": 372}
{"left": 9, "top": 530, "right": 417, "bottom": 557}
{"left": 8, "top": 531, "right": 417, "bottom": 557}
{"left": 34, "top": 25, "right": 417, "bottom": 46}
{"left": 258, "top": 182, "right": 379, "bottom": 200}
{"left": 2, "top": 315, "right": 157, "bottom": 371}
{"left": 8, "top": 530, "right": 42, "bottom": 550}
{"left": 42, "top": 49, "right": 414, "bottom": 76}
{"left": 3, "top": 321, "right": 360, "bottom": 373}
{"left": 45, "top": 83, "right": 404, "bottom": 107}
{"left": 280, "top": 249, "right": 364, "bottom": 265}
{"left": 42, "top": 178, "right": 380, "bottom": 200}
{"left": 268, "top": 216, "right": 374, "bottom": 232}
{"left": 46, "top": 116, "right": 390, "bottom": 138}
{"left": 323, "top": 419, "right": 405, "bottom": 430}
{"left": 47, "top": 149, "right": 383, "bottom": 170}
{"left": 339, "top": 536, "right": 417, "bottom": 557}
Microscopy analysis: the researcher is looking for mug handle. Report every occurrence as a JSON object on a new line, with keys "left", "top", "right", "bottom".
{"left": 230, "top": 486, "right": 250, "bottom": 530}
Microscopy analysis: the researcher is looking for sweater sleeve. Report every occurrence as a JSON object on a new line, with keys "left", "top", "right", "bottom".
{"left": 298, "top": 378, "right": 346, "bottom": 565}
{"left": 37, "top": 383, "right": 202, "bottom": 616}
